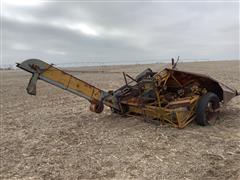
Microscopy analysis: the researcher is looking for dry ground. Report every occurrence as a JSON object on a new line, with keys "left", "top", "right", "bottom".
{"left": 1, "top": 60, "right": 240, "bottom": 179}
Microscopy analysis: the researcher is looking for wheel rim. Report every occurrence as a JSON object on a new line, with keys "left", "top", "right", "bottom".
{"left": 205, "top": 102, "right": 218, "bottom": 125}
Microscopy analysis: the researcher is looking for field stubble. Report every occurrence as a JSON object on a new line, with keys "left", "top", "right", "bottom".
{"left": 1, "top": 61, "right": 240, "bottom": 179}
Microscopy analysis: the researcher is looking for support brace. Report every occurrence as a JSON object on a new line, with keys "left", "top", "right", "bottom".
{"left": 27, "top": 72, "right": 39, "bottom": 95}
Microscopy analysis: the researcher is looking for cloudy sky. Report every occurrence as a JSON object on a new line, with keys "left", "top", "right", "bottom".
{"left": 1, "top": 0, "right": 239, "bottom": 66}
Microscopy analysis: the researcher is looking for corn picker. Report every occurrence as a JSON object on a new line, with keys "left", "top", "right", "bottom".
{"left": 17, "top": 59, "right": 239, "bottom": 128}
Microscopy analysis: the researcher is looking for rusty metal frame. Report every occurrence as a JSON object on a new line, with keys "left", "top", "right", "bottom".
{"left": 17, "top": 58, "right": 239, "bottom": 128}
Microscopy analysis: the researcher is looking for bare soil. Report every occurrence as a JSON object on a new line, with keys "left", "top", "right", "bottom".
{"left": 1, "top": 60, "right": 240, "bottom": 179}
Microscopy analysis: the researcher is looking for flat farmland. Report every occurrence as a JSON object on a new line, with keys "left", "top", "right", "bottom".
{"left": 1, "top": 60, "right": 240, "bottom": 179}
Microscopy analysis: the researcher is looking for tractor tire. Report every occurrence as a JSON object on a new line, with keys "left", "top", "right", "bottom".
{"left": 196, "top": 92, "right": 220, "bottom": 126}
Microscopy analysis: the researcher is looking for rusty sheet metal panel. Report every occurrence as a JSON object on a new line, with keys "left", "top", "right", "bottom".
{"left": 166, "top": 68, "right": 238, "bottom": 104}
{"left": 219, "top": 82, "right": 238, "bottom": 104}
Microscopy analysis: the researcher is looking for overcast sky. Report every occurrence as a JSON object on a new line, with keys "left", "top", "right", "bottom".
{"left": 1, "top": 0, "right": 239, "bottom": 66}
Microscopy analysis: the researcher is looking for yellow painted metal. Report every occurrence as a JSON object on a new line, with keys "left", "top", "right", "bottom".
{"left": 40, "top": 65, "right": 200, "bottom": 128}
{"left": 18, "top": 59, "right": 236, "bottom": 129}
{"left": 126, "top": 95, "right": 199, "bottom": 128}
{"left": 154, "top": 69, "right": 170, "bottom": 87}
{"left": 41, "top": 66, "right": 102, "bottom": 101}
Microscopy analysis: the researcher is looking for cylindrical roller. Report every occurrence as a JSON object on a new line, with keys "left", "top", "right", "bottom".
{"left": 89, "top": 102, "right": 104, "bottom": 113}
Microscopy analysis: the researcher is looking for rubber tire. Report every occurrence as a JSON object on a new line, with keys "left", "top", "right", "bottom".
{"left": 95, "top": 102, "right": 104, "bottom": 113}
{"left": 90, "top": 102, "right": 104, "bottom": 113}
{"left": 196, "top": 92, "right": 220, "bottom": 126}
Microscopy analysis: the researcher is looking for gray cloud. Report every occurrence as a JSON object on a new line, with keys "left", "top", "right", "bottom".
{"left": 2, "top": 1, "right": 239, "bottom": 66}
